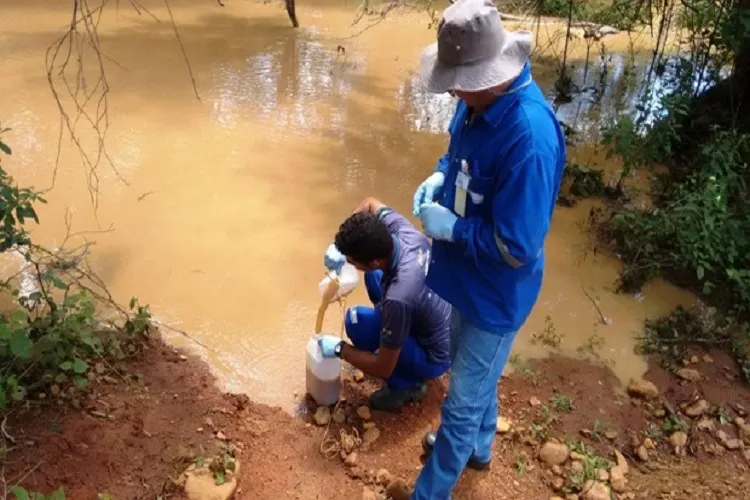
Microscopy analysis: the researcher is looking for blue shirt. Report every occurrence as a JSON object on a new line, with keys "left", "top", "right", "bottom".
{"left": 426, "top": 62, "right": 566, "bottom": 334}
{"left": 377, "top": 209, "right": 452, "bottom": 365}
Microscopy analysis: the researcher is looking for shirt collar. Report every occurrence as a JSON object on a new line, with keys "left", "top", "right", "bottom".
{"left": 480, "top": 60, "right": 532, "bottom": 128}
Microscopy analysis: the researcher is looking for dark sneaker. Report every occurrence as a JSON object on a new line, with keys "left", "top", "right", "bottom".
{"left": 369, "top": 383, "right": 428, "bottom": 412}
{"left": 421, "top": 431, "right": 491, "bottom": 470}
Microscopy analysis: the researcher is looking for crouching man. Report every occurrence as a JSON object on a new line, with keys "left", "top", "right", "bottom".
{"left": 317, "top": 197, "right": 451, "bottom": 411}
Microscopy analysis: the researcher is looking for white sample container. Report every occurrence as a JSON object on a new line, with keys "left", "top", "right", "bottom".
{"left": 317, "top": 263, "right": 360, "bottom": 301}
{"left": 306, "top": 335, "right": 341, "bottom": 406}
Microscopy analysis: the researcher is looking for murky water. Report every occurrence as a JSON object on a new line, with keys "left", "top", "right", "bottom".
{"left": 0, "top": 0, "right": 696, "bottom": 410}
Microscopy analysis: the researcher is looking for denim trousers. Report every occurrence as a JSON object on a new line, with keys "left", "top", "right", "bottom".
{"left": 411, "top": 307, "right": 518, "bottom": 499}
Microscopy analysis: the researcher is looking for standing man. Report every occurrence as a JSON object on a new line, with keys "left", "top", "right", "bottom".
{"left": 318, "top": 197, "right": 452, "bottom": 411}
{"left": 409, "top": 0, "right": 566, "bottom": 498}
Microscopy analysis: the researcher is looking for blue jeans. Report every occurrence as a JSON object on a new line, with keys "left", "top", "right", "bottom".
{"left": 412, "top": 307, "right": 517, "bottom": 500}
{"left": 344, "top": 270, "right": 450, "bottom": 390}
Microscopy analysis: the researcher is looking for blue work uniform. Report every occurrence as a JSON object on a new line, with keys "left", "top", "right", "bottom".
{"left": 344, "top": 208, "right": 452, "bottom": 390}
{"left": 413, "top": 62, "right": 566, "bottom": 499}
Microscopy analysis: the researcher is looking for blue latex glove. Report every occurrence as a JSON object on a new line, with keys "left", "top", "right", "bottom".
{"left": 317, "top": 335, "right": 342, "bottom": 358}
{"left": 419, "top": 202, "right": 457, "bottom": 242}
{"left": 324, "top": 243, "right": 345, "bottom": 273}
{"left": 413, "top": 172, "right": 446, "bottom": 216}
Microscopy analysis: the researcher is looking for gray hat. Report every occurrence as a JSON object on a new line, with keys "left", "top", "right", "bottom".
{"left": 420, "top": 0, "right": 532, "bottom": 93}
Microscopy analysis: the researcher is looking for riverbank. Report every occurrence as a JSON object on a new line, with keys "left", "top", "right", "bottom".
{"left": 4, "top": 332, "right": 748, "bottom": 499}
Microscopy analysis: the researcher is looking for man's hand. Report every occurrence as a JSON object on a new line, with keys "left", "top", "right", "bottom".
{"left": 317, "top": 335, "right": 342, "bottom": 358}
{"left": 353, "top": 197, "right": 386, "bottom": 215}
{"left": 419, "top": 202, "right": 457, "bottom": 241}
{"left": 413, "top": 172, "right": 446, "bottom": 216}
{"left": 324, "top": 243, "right": 345, "bottom": 273}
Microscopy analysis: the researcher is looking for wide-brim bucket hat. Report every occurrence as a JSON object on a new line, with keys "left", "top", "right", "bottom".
{"left": 420, "top": 0, "right": 533, "bottom": 93}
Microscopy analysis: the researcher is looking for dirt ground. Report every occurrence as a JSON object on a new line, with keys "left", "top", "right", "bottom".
{"left": 3, "top": 336, "right": 750, "bottom": 499}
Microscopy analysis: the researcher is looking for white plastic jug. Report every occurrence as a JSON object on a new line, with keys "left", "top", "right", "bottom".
{"left": 306, "top": 336, "right": 341, "bottom": 406}
{"left": 317, "top": 263, "right": 359, "bottom": 301}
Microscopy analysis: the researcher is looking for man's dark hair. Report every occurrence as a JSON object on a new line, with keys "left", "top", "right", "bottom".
{"left": 335, "top": 212, "right": 393, "bottom": 264}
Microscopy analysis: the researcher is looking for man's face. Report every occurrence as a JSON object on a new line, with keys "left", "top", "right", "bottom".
{"left": 346, "top": 256, "right": 379, "bottom": 273}
{"left": 452, "top": 90, "right": 487, "bottom": 108}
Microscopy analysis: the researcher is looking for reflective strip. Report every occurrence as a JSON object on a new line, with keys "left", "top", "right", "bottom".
{"left": 349, "top": 308, "right": 358, "bottom": 325}
{"left": 493, "top": 232, "right": 542, "bottom": 269}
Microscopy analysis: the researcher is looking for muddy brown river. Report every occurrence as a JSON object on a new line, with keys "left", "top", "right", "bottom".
{"left": 1, "top": 0, "right": 695, "bottom": 411}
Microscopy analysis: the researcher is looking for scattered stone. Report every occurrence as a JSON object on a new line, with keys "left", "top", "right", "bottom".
{"left": 552, "top": 477, "right": 565, "bottom": 491}
{"left": 690, "top": 355, "right": 699, "bottom": 364}
{"left": 353, "top": 370, "right": 365, "bottom": 383}
{"left": 676, "top": 368, "right": 702, "bottom": 382}
{"left": 627, "top": 379, "right": 659, "bottom": 400}
{"left": 205, "top": 417, "right": 214, "bottom": 428}
{"left": 333, "top": 408, "right": 346, "bottom": 424}
{"left": 609, "top": 465, "right": 627, "bottom": 493}
{"left": 570, "top": 451, "right": 585, "bottom": 461}
{"left": 703, "top": 355, "right": 714, "bottom": 363}
{"left": 614, "top": 450, "right": 629, "bottom": 475}
{"left": 551, "top": 497, "right": 565, "bottom": 500}
{"left": 605, "top": 430, "right": 618, "bottom": 441}
{"left": 697, "top": 418, "right": 716, "bottom": 432}
{"left": 363, "top": 426, "right": 381, "bottom": 445}
{"left": 707, "top": 443, "right": 726, "bottom": 456}
{"left": 363, "top": 421, "right": 376, "bottom": 430}
{"left": 179, "top": 354, "right": 188, "bottom": 361}
{"left": 732, "top": 403, "right": 747, "bottom": 417}
{"left": 653, "top": 409, "right": 666, "bottom": 418}
{"left": 530, "top": 396, "right": 542, "bottom": 407}
{"left": 743, "top": 448, "right": 750, "bottom": 464}
{"left": 669, "top": 432, "right": 688, "bottom": 455}
{"left": 566, "top": 496, "right": 580, "bottom": 500}
{"left": 362, "top": 487, "right": 379, "bottom": 500}
{"left": 539, "top": 441, "right": 570, "bottom": 466}
{"left": 215, "top": 431, "right": 227, "bottom": 441}
{"left": 344, "top": 452, "right": 358, "bottom": 467}
{"left": 376, "top": 468, "right": 393, "bottom": 486}
{"left": 552, "top": 465, "right": 564, "bottom": 477}
{"left": 717, "top": 430, "right": 743, "bottom": 450}
{"left": 595, "top": 468, "right": 609, "bottom": 482}
{"left": 184, "top": 460, "right": 240, "bottom": 500}
{"left": 580, "top": 429, "right": 592, "bottom": 438}
{"left": 636, "top": 445, "right": 649, "bottom": 462}
{"left": 313, "top": 406, "right": 331, "bottom": 426}
{"left": 643, "top": 438, "right": 656, "bottom": 450}
{"left": 357, "top": 406, "right": 372, "bottom": 421}
{"left": 386, "top": 479, "right": 411, "bottom": 500}
{"left": 570, "top": 461, "right": 584, "bottom": 475}
{"left": 496, "top": 417, "right": 512, "bottom": 434}
{"left": 684, "top": 399, "right": 711, "bottom": 418}
{"left": 582, "top": 480, "right": 611, "bottom": 500}
{"left": 50, "top": 385, "right": 61, "bottom": 397}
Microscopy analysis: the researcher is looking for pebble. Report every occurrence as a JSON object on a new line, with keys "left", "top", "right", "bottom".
{"left": 717, "top": 430, "right": 742, "bottom": 450}
{"left": 363, "top": 421, "right": 376, "bottom": 430}
{"left": 353, "top": 370, "right": 365, "bottom": 383}
{"left": 570, "top": 451, "right": 585, "bottom": 461}
{"left": 344, "top": 452, "right": 358, "bottom": 467}
{"left": 313, "top": 406, "right": 331, "bottom": 426}
{"left": 609, "top": 465, "right": 627, "bottom": 492}
{"left": 676, "top": 368, "right": 702, "bottom": 382}
{"left": 357, "top": 406, "right": 372, "bottom": 421}
{"left": 605, "top": 430, "right": 618, "bottom": 440}
{"left": 669, "top": 432, "right": 688, "bottom": 455}
{"left": 636, "top": 445, "right": 649, "bottom": 462}
{"left": 697, "top": 418, "right": 716, "bottom": 432}
{"left": 703, "top": 355, "right": 714, "bottom": 363}
{"left": 386, "top": 479, "right": 411, "bottom": 500}
{"left": 496, "top": 417, "right": 512, "bottom": 434}
{"left": 614, "top": 450, "right": 629, "bottom": 474}
{"left": 333, "top": 408, "right": 346, "bottom": 424}
{"left": 570, "top": 461, "right": 584, "bottom": 475}
{"left": 363, "top": 426, "right": 381, "bottom": 444}
{"left": 552, "top": 465, "right": 564, "bottom": 477}
{"left": 539, "top": 441, "right": 570, "bottom": 466}
{"left": 684, "top": 399, "right": 711, "bottom": 417}
{"left": 376, "top": 468, "right": 393, "bottom": 486}
{"left": 582, "top": 480, "right": 611, "bottom": 500}
{"left": 643, "top": 438, "right": 656, "bottom": 450}
{"left": 216, "top": 431, "right": 227, "bottom": 441}
{"left": 552, "top": 477, "right": 565, "bottom": 491}
{"left": 179, "top": 355, "right": 188, "bottom": 361}
{"left": 654, "top": 409, "right": 666, "bottom": 418}
{"left": 627, "top": 379, "right": 659, "bottom": 400}
{"left": 595, "top": 468, "right": 609, "bottom": 481}
{"left": 529, "top": 396, "right": 542, "bottom": 407}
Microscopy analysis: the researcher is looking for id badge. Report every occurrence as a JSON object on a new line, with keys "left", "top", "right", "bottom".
{"left": 455, "top": 171, "right": 470, "bottom": 190}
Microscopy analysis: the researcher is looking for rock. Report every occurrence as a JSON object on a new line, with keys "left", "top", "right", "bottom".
{"left": 636, "top": 445, "right": 649, "bottom": 462}
{"left": 614, "top": 450, "right": 629, "bottom": 475}
{"left": 609, "top": 465, "right": 627, "bottom": 493}
{"left": 205, "top": 417, "right": 214, "bottom": 428}
{"left": 595, "top": 468, "right": 609, "bottom": 482}
{"left": 717, "top": 430, "right": 743, "bottom": 450}
{"left": 313, "top": 406, "right": 331, "bottom": 426}
{"left": 539, "top": 441, "right": 570, "bottom": 466}
{"left": 690, "top": 355, "right": 699, "bottom": 364}
{"left": 697, "top": 418, "right": 716, "bottom": 432}
{"left": 353, "top": 370, "right": 365, "bottom": 383}
{"left": 357, "top": 406, "right": 372, "bottom": 421}
{"left": 184, "top": 460, "right": 240, "bottom": 500}
{"left": 743, "top": 448, "right": 750, "bottom": 464}
{"left": 605, "top": 430, "right": 618, "bottom": 441}
{"left": 669, "top": 432, "right": 688, "bottom": 455}
{"left": 552, "top": 477, "right": 565, "bottom": 491}
{"left": 654, "top": 409, "right": 666, "bottom": 418}
{"left": 643, "top": 438, "right": 655, "bottom": 450}
{"left": 570, "top": 461, "right": 584, "bottom": 475}
{"left": 363, "top": 426, "right": 381, "bottom": 445}
{"left": 530, "top": 396, "right": 542, "bottom": 407}
{"left": 570, "top": 451, "right": 585, "bottom": 461}
{"left": 363, "top": 421, "right": 376, "bottom": 430}
{"left": 215, "top": 431, "right": 227, "bottom": 441}
{"left": 627, "top": 379, "right": 659, "bottom": 400}
{"left": 50, "top": 385, "right": 61, "bottom": 397}
{"left": 386, "top": 479, "right": 411, "bottom": 500}
{"left": 552, "top": 465, "right": 564, "bottom": 477}
{"left": 685, "top": 399, "right": 711, "bottom": 417}
{"left": 566, "top": 496, "right": 580, "bottom": 500}
{"left": 551, "top": 497, "right": 565, "bottom": 500}
{"left": 376, "top": 468, "right": 393, "bottom": 486}
{"left": 703, "top": 355, "right": 714, "bottom": 363}
{"left": 179, "top": 354, "right": 188, "bottom": 361}
{"left": 496, "top": 417, "right": 512, "bottom": 434}
{"left": 582, "top": 480, "right": 611, "bottom": 500}
{"left": 676, "top": 368, "right": 702, "bottom": 382}
{"left": 344, "top": 452, "right": 358, "bottom": 467}
{"left": 333, "top": 408, "right": 346, "bottom": 424}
